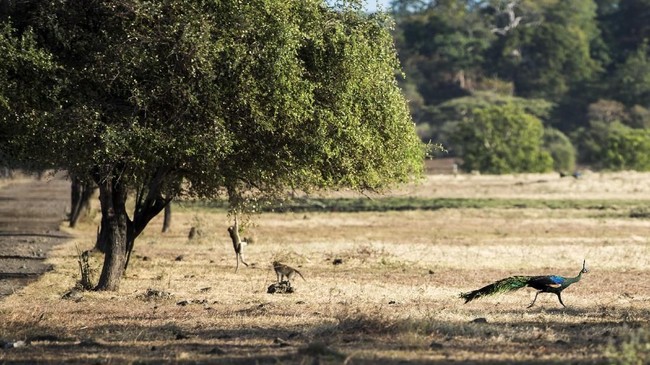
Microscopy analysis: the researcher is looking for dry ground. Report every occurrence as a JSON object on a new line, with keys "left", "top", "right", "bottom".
{"left": 0, "top": 173, "right": 71, "bottom": 299}
{"left": 1, "top": 171, "right": 649, "bottom": 364}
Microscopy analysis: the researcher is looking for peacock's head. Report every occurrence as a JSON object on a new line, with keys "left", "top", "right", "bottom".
{"left": 581, "top": 260, "right": 589, "bottom": 274}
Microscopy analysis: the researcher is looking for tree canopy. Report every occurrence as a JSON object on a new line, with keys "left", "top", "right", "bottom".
{"left": 391, "top": 0, "right": 650, "bottom": 172}
{"left": 1, "top": 0, "right": 424, "bottom": 290}
{"left": 454, "top": 103, "right": 553, "bottom": 173}
{"left": 0, "top": 20, "right": 57, "bottom": 169}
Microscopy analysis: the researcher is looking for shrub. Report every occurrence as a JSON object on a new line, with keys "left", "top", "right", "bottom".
{"left": 454, "top": 104, "right": 553, "bottom": 173}
{"left": 573, "top": 120, "right": 650, "bottom": 171}
{"left": 607, "top": 327, "right": 650, "bottom": 365}
{"left": 543, "top": 127, "right": 576, "bottom": 173}
{"left": 602, "top": 126, "right": 650, "bottom": 170}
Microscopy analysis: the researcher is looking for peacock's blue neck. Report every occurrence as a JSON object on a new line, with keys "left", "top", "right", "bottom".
{"left": 563, "top": 271, "right": 583, "bottom": 286}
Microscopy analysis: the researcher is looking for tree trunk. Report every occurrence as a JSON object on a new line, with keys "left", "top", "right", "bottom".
{"left": 94, "top": 167, "right": 173, "bottom": 290}
{"left": 124, "top": 194, "right": 169, "bottom": 269}
{"left": 70, "top": 178, "right": 81, "bottom": 223}
{"left": 95, "top": 213, "right": 110, "bottom": 253}
{"left": 162, "top": 203, "right": 171, "bottom": 233}
{"left": 70, "top": 178, "right": 95, "bottom": 228}
{"left": 123, "top": 168, "right": 172, "bottom": 269}
{"left": 95, "top": 177, "right": 130, "bottom": 291}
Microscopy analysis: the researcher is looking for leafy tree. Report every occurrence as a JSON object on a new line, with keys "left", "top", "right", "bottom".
{"left": 612, "top": 43, "right": 650, "bottom": 108}
{"left": 0, "top": 21, "right": 57, "bottom": 170}
{"left": 543, "top": 127, "right": 576, "bottom": 173}
{"left": 454, "top": 104, "right": 553, "bottom": 173}
{"left": 606, "top": 0, "right": 650, "bottom": 60}
{"left": 491, "top": 0, "right": 602, "bottom": 101}
{"left": 571, "top": 120, "right": 608, "bottom": 166}
{"left": 391, "top": 0, "right": 614, "bottom": 158}
{"left": 389, "top": 0, "right": 429, "bottom": 15}
{"left": 601, "top": 124, "right": 650, "bottom": 170}
{"left": 4, "top": 0, "right": 424, "bottom": 290}
{"left": 593, "top": 0, "right": 619, "bottom": 66}
{"left": 573, "top": 119, "right": 650, "bottom": 170}
{"left": 587, "top": 99, "right": 629, "bottom": 124}
{"left": 629, "top": 105, "right": 650, "bottom": 129}
{"left": 393, "top": 0, "right": 494, "bottom": 104}
{"left": 584, "top": 98, "right": 650, "bottom": 128}
{"left": 421, "top": 91, "right": 553, "bottom": 155}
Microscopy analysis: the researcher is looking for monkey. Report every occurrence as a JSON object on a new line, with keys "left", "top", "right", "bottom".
{"left": 227, "top": 214, "right": 249, "bottom": 273}
{"left": 272, "top": 261, "right": 306, "bottom": 285}
{"left": 188, "top": 226, "right": 201, "bottom": 240}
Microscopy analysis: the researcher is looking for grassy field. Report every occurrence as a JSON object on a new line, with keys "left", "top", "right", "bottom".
{"left": 1, "top": 171, "right": 649, "bottom": 363}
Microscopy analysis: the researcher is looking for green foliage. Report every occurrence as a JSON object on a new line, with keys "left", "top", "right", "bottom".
{"left": 586, "top": 99, "right": 650, "bottom": 129}
{"left": 2, "top": 1, "right": 425, "bottom": 289}
{"left": 629, "top": 105, "right": 650, "bottom": 129}
{"left": 606, "top": 0, "right": 650, "bottom": 58}
{"left": 389, "top": 0, "right": 650, "bottom": 170}
{"left": 0, "top": 21, "right": 58, "bottom": 169}
{"left": 178, "top": 195, "right": 649, "bottom": 213}
{"left": 575, "top": 120, "right": 650, "bottom": 171}
{"left": 613, "top": 43, "right": 650, "bottom": 108}
{"left": 0, "top": 23, "right": 54, "bottom": 109}
{"left": 629, "top": 207, "right": 650, "bottom": 219}
{"left": 393, "top": 0, "right": 494, "bottom": 103}
{"left": 434, "top": 91, "right": 554, "bottom": 121}
{"left": 419, "top": 92, "right": 553, "bottom": 156}
{"left": 492, "top": 0, "right": 602, "bottom": 101}
{"left": 454, "top": 104, "right": 553, "bottom": 173}
{"left": 602, "top": 126, "right": 650, "bottom": 171}
{"left": 5, "top": 0, "right": 424, "bottom": 202}
{"left": 543, "top": 127, "right": 576, "bottom": 172}
{"left": 588, "top": 99, "right": 629, "bottom": 124}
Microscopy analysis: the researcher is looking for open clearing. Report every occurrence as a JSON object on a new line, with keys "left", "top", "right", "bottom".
{"left": 1, "top": 171, "right": 649, "bottom": 364}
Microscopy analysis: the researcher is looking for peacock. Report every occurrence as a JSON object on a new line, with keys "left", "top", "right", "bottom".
{"left": 460, "top": 260, "right": 589, "bottom": 308}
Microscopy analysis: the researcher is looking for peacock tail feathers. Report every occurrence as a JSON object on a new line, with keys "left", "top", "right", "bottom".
{"left": 460, "top": 275, "right": 532, "bottom": 303}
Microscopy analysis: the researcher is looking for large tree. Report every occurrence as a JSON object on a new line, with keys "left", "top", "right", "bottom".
{"left": 612, "top": 43, "right": 650, "bottom": 108}
{"left": 3, "top": 0, "right": 424, "bottom": 290}
{"left": 454, "top": 103, "right": 553, "bottom": 173}
{"left": 491, "top": 0, "right": 602, "bottom": 101}
{"left": 0, "top": 18, "right": 57, "bottom": 170}
{"left": 605, "top": 0, "right": 650, "bottom": 60}
{"left": 392, "top": 0, "right": 494, "bottom": 104}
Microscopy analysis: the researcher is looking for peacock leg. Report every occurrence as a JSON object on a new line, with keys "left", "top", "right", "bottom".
{"left": 556, "top": 293, "right": 566, "bottom": 307}
{"left": 528, "top": 292, "right": 540, "bottom": 308}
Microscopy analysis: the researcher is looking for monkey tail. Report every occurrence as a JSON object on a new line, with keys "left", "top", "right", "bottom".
{"left": 296, "top": 269, "right": 306, "bottom": 281}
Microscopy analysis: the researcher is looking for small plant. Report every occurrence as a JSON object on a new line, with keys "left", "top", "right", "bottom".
{"left": 75, "top": 246, "right": 94, "bottom": 290}
{"left": 188, "top": 214, "right": 208, "bottom": 241}
{"left": 607, "top": 327, "right": 650, "bottom": 365}
{"left": 629, "top": 208, "right": 650, "bottom": 219}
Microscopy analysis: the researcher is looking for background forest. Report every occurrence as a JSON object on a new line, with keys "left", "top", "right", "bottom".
{"left": 387, "top": 0, "right": 650, "bottom": 173}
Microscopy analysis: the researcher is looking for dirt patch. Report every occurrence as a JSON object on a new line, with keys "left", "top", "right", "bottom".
{"left": 0, "top": 175, "right": 71, "bottom": 298}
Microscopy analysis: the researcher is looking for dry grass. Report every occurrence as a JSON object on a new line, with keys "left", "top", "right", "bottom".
{"left": 1, "top": 171, "right": 649, "bottom": 364}
{"left": 0, "top": 175, "right": 32, "bottom": 191}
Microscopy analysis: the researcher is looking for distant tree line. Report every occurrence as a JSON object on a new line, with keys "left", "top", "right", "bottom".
{"left": 390, "top": 0, "right": 650, "bottom": 173}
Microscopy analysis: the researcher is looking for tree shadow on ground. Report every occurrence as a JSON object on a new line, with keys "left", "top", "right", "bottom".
{"left": 2, "top": 307, "right": 644, "bottom": 364}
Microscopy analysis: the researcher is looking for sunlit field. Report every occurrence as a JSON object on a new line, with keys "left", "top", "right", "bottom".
{"left": 1, "top": 171, "right": 649, "bottom": 363}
